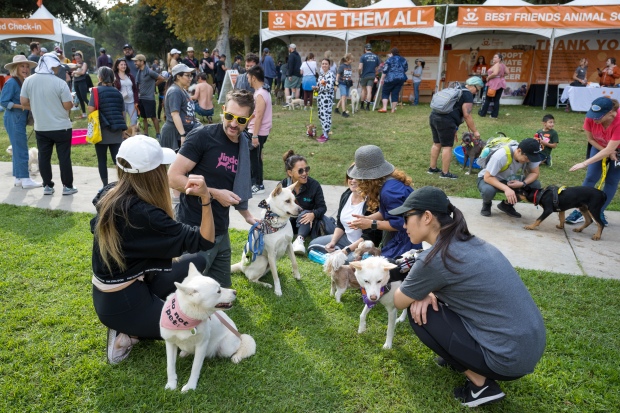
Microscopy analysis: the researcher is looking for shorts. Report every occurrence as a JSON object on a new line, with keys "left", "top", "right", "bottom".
{"left": 284, "top": 75, "right": 302, "bottom": 89}
{"left": 138, "top": 99, "right": 156, "bottom": 119}
{"left": 360, "top": 76, "right": 375, "bottom": 87}
{"left": 429, "top": 112, "right": 458, "bottom": 147}
{"left": 338, "top": 83, "right": 350, "bottom": 97}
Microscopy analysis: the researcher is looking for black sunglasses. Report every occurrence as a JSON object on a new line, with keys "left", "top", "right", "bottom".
{"left": 403, "top": 210, "right": 424, "bottom": 219}
{"left": 296, "top": 166, "right": 311, "bottom": 175}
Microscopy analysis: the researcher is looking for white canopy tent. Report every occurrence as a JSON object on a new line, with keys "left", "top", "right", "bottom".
{"left": 0, "top": 5, "right": 95, "bottom": 51}
{"left": 555, "top": 0, "right": 620, "bottom": 38}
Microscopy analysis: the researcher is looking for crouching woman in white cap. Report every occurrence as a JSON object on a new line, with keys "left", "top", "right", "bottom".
{"left": 91, "top": 135, "right": 215, "bottom": 364}
{"left": 391, "top": 186, "right": 546, "bottom": 408}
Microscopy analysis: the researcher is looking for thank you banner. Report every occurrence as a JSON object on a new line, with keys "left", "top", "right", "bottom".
{"left": 457, "top": 6, "right": 620, "bottom": 29}
{"left": 269, "top": 7, "right": 436, "bottom": 30}
{"left": 0, "top": 19, "right": 55, "bottom": 35}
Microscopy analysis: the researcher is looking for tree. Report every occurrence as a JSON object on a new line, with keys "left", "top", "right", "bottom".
{"left": 129, "top": 2, "right": 186, "bottom": 61}
{"left": 0, "top": 0, "right": 103, "bottom": 25}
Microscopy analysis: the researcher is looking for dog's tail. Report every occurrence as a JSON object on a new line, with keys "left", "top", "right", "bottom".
{"left": 231, "top": 334, "right": 256, "bottom": 363}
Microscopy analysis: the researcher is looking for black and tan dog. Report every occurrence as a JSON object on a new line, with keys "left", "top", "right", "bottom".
{"left": 515, "top": 184, "right": 607, "bottom": 240}
{"left": 461, "top": 132, "right": 485, "bottom": 175}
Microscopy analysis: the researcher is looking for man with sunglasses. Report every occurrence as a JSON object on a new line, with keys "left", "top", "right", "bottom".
{"left": 428, "top": 76, "right": 483, "bottom": 180}
{"left": 168, "top": 89, "right": 257, "bottom": 288}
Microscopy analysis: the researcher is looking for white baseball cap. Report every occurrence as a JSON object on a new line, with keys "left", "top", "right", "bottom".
{"left": 116, "top": 135, "right": 176, "bottom": 174}
{"left": 171, "top": 63, "right": 195, "bottom": 77}
{"left": 170, "top": 48, "right": 181, "bottom": 55}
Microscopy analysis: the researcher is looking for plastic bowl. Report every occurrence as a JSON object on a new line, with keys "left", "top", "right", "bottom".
{"left": 453, "top": 145, "right": 481, "bottom": 169}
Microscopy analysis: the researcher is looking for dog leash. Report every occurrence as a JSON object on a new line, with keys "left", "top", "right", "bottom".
{"left": 597, "top": 158, "right": 608, "bottom": 191}
{"left": 244, "top": 222, "right": 265, "bottom": 263}
{"left": 214, "top": 312, "right": 241, "bottom": 338}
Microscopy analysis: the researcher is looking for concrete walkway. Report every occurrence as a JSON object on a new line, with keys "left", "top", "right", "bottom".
{"left": 1, "top": 162, "right": 615, "bottom": 280}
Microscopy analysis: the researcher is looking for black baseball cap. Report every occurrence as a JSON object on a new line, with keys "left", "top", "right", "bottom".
{"left": 203, "top": 48, "right": 209, "bottom": 53}
{"left": 365, "top": 43, "right": 372, "bottom": 50}
{"left": 389, "top": 186, "right": 450, "bottom": 216}
{"left": 518, "top": 138, "right": 544, "bottom": 162}
{"left": 123, "top": 44, "right": 132, "bottom": 49}
{"left": 586, "top": 97, "right": 614, "bottom": 120}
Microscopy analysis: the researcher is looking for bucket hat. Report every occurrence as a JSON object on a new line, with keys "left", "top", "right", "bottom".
{"left": 4, "top": 55, "right": 37, "bottom": 70}
{"left": 347, "top": 145, "right": 395, "bottom": 180}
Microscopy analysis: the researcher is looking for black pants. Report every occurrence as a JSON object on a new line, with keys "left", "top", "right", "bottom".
{"left": 74, "top": 80, "right": 89, "bottom": 113}
{"left": 479, "top": 87, "right": 503, "bottom": 119}
{"left": 250, "top": 135, "right": 267, "bottom": 186}
{"left": 36, "top": 129, "right": 73, "bottom": 188}
{"left": 95, "top": 142, "right": 121, "bottom": 186}
{"left": 408, "top": 302, "right": 521, "bottom": 381}
{"left": 92, "top": 253, "right": 207, "bottom": 339}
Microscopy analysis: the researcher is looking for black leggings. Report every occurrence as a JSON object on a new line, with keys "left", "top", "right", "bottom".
{"left": 95, "top": 142, "right": 121, "bottom": 186}
{"left": 74, "top": 80, "right": 89, "bottom": 113}
{"left": 92, "top": 253, "right": 207, "bottom": 339}
{"left": 250, "top": 135, "right": 267, "bottom": 186}
{"left": 408, "top": 302, "right": 521, "bottom": 381}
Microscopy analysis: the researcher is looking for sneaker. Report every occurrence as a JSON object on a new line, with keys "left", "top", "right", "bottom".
{"left": 600, "top": 213, "right": 608, "bottom": 227}
{"left": 107, "top": 328, "right": 137, "bottom": 365}
{"left": 481, "top": 202, "right": 492, "bottom": 217}
{"left": 21, "top": 178, "right": 42, "bottom": 189}
{"left": 366, "top": 102, "right": 371, "bottom": 111}
{"left": 334, "top": 108, "right": 340, "bottom": 114}
{"left": 427, "top": 167, "right": 441, "bottom": 174}
{"left": 439, "top": 172, "right": 458, "bottom": 179}
{"left": 342, "top": 111, "right": 350, "bottom": 118}
{"left": 62, "top": 186, "right": 78, "bottom": 196}
{"left": 565, "top": 209, "right": 584, "bottom": 224}
{"left": 292, "top": 236, "right": 306, "bottom": 255}
{"left": 14, "top": 178, "right": 22, "bottom": 187}
{"left": 454, "top": 378, "right": 505, "bottom": 407}
{"left": 497, "top": 200, "right": 522, "bottom": 218}
{"left": 546, "top": 155, "right": 553, "bottom": 167}
{"left": 156, "top": 133, "right": 161, "bottom": 141}
{"left": 316, "top": 134, "right": 328, "bottom": 143}
{"left": 252, "top": 184, "right": 265, "bottom": 195}
{"left": 43, "top": 185, "right": 55, "bottom": 195}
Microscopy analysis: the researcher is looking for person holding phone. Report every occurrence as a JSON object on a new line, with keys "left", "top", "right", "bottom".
{"left": 598, "top": 58, "right": 620, "bottom": 87}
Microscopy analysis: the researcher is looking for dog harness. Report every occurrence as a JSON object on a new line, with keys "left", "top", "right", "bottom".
{"left": 532, "top": 185, "right": 566, "bottom": 212}
{"left": 361, "top": 283, "right": 392, "bottom": 309}
{"left": 160, "top": 293, "right": 201, "bottom": 332}
{"left": 243, "top": 200, "right": 289, "bottom": 263}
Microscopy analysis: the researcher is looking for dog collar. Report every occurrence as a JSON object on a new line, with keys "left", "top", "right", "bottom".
{"left": 258, "top": 199, "right": 288, "bottom": 234}
{"left": 160, "top": 293, "right": 201, "bottom": 331}
{"left": 360, "top": 284, "right": 391, "bottom": 309}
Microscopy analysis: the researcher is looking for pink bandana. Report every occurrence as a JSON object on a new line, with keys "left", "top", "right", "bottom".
{"left": 160, "top": 293, "right": 201, "bottom": 330}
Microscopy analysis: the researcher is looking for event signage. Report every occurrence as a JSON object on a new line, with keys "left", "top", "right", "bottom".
{"left": 457, "top": 6, "right": 620, "bottom": 29}
{"left": 268, "top": 7, "right": 436, "bottom": 30}
{"left": 0, "top": 19, "right": 54, "bottom": 35}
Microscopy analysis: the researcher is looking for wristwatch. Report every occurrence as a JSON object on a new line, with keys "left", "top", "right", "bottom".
{"left": 371, "top": 220, "right": 378, "bottom": 230}
{"left": 344, "top": 246, "right": 351, "bottom": 254}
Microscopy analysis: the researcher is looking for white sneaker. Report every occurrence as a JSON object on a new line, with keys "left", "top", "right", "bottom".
{"left": 107, "top": 329, "right": 138, "bottom": 365}
{"left": 14, "top": 178, "right": 22, "bottom": 187}
{"left": 292, "top": 236, "right": 306, "bottom": 255}
{"left": 21, "top": 178, "right": 42, "bottom": 189}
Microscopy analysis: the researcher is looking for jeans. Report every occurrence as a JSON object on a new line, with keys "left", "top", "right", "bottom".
{"left": 250, "top": 135, "right": 268, "bottom": 186}
{"left": 197, "top": 232, "right": 233, "bottom": 288}
{"left": 583, "top": 146, "right": 620, "bottom": 212}
{"left": 413, "top": 81, "right": 421, "bottom": 105}
{"left": 194, "top": 102, "right": 214, "bottom": 117}
{"left": 36, "top": 129, "right": 74, "bottom": 188}
{"left": 4, "top": 107, "right": 30, "bottom": 179}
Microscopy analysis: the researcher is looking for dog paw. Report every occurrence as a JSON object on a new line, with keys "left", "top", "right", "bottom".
{"left": 382, "top": 342, "right": 393, "bottom": 350}
{"left": 556, "top": 224, "right": 565, "bottom": 229}
{"left": 572, "top": 228, "right": 583, "bottom": 233}
{"left": 524, "top": 225, "right": 536, "bottom": 230}
{"left": 181, "top": 383, "right": 197, "bottom": 393}
{"left": 591, "top": 235, "right": 601, "bottom": 241}
{"left": 274, "top": 287, "right": 282, "bottom": 296}
{"left": 293, "top": 271, "right": 301, "bottom": 280}
{"left": 465, "top": 171, "right": 470, "bottom": 175}
{"left": 165, "top": 381, "right": 177, "bottom": 390}
{"left": 358, "top": 325, "right": 367, "bottom": 334}
{"left": 231, "top": 354, "right": 242, "bottom": 364}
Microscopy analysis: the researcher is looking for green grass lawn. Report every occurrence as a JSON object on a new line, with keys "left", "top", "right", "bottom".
{"left": 1, "top": 100, "right": 618, "bottom": 210}
{"left": 1, "top": 205, "right": 619, "bottom": 412}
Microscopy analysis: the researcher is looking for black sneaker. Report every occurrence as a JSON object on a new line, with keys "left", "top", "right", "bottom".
{"left": 440, "top": 172, "right": 458, "bottom": 179}
{"left": 427, "top": 167, "right": 441, "bottom": 174}
{"left": 497, "top": 201, "right": 522, "bottom": 218}
{"left": 342, "top": 111, "right": 350, "bottom": 118}
{"left": 454, "top": 378, "right": 505, "bottom": 407}
{"left": 334, "top": 108, "right": 340, "bottom": 114}
{"left": 481, "top": 202, "right": 492, "bottom": 217}
{"left": 365, "top": 102, "right": 371, "bottom": 111}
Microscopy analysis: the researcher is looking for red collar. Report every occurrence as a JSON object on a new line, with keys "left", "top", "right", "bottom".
{"left": 532, "top": 189, "right": 541, "bottom": 206}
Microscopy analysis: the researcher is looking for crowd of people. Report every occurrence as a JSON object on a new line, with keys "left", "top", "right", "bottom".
{"left": 5, "top": 40, "right": 620, "bottom": 409}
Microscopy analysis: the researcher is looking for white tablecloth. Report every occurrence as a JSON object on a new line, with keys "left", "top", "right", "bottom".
{"left": 560, "top": 86, "right": 619, "bottom": 112}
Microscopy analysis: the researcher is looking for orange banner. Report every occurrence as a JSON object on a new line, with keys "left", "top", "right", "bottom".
{"left": 269, "top": 7, "right": 435, "bottom": 30}
{"left": 457, "top": 6, "right": 620, "bottom": 29}
{"left": 0, "top": 19, "right": 55, "bottom": 35}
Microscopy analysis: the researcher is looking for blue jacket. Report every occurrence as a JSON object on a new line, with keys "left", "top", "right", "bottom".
{"left": 261, "top": 55, "right": 277, "bottom": 79}
{"left": 96, "top": 86, "right": 127, "bottom": 132}
{"left": 383, "top": 55, "right": 408, "bottom": 83}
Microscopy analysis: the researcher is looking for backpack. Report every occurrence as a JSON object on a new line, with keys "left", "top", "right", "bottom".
{"left": 477, "top": 135, "right": 519, "bottom": 172}
{"left": 430, "top": 83, "right": 465, "bottom": 114}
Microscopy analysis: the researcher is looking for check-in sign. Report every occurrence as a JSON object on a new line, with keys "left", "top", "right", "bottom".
{"left": 0, "top": 19, "right": 55, "bottom": 35}
{"left": 269, "top": 7, "right": 436, "bottom": 30}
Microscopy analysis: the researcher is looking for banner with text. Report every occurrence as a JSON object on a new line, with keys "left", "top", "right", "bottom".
{"left": 457, "top": 6, "right": 620, "bottom": 29}
{"left": 269, "top": 7, "right": 435, "bottom": 31}
{"left": 0, "top": 19, "right": 55, "bottom": 35}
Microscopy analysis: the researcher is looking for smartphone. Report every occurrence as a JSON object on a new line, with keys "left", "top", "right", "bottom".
{"left": 71, "top": 47, "right": 76, "bottom": 52}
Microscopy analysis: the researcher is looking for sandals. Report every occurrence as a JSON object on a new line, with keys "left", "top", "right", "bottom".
{"left": 377, "top": 109, "right": 387, "bottom": 113}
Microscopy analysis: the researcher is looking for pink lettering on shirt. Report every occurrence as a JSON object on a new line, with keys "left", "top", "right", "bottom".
{"left": 216, "top": 152, "right": 238, "bottom": 173}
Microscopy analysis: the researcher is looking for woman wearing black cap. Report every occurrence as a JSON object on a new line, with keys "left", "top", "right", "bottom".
{"left": 391, "top": 186, "right": 546, "bottom": 408}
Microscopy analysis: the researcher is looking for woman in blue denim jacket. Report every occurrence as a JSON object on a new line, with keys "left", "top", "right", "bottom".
{"left": 378, "top": 48, "right": 408, "bottom": 113}
{"left": 1, "top": 55, "right": 41, "bottom": 189}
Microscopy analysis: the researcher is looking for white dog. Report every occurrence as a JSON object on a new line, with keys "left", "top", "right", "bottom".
{"left": 285, "top": 96, "right": 304, "bottom": 110}
{"left": 350, "top": 256, "right": 407, "bottom": 349}
{"left": 231, "top": 182, "right": 302, "bottom": 296}
{"left": 160, "top": 263, "right": 256, "bottom": 392}
{"left": 349, "top": 88, "right": 360, "bottom": 115}
{"left": 6, "top": 145, "right": 39, "bottom": 175}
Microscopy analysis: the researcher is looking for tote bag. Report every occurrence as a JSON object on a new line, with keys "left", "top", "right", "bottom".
{"left": 86, "top": 88, "right": 102, "bottom": 144}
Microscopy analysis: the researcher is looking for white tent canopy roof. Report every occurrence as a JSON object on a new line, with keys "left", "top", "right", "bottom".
{"left": 0, "top": 5, "right": 95, "bottom": 47}
{"left": 556, "top": 0, "right": 620, "bottom": 36}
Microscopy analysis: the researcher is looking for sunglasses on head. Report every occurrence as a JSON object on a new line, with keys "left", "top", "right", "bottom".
{"left": 296, "top": 166, "right": 311, "bottom": 175}
{"left": 222, "top": 111, "right": 251, "bottom": 125}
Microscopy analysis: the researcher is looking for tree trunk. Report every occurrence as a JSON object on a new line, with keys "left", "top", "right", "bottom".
{"left": 215, "top": 0, "right": 232, "bottom": 67}
{"left": 244, "top": 34, "right": 251, "bottom": 57}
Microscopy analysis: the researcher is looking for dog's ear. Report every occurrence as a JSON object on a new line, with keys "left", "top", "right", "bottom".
{"left": 187, "top": 262, "right": 201, "bottom": 278}
{"left": 175, "top": 283, "right": 197, "bottom": 296}
{"left": 272, "top": 182, "right": 283, "bottom": 196}
{"left": 286, "top": 181, "right": 297, "bottom": 192}
{"left": 349, "top": 261, "right": 363, "bottom": 270}
{"left": 384, "top": 263, "right": 397, "bottom": 271}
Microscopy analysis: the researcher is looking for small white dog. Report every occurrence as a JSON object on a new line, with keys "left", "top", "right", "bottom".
{"left": 349, "top": 88, "right": 360, "bottom": 115}
{"left": 6, "top": 145, "right": 39, "bottom": 175}
{"left": 231, "top": 182, "right": 303, "bottom": 296}
{"left": 286, "top": 96, "right": 304, "bottom": 110}
{"left": 350, "top": 256, "right": 407, "bottom": 349}
{"left": 161, "top": 263, "right": 256, "bottom": 392}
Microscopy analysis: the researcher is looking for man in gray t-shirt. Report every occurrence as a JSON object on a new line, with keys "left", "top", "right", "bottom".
{"left": 133, "top": 54, "right": 164, "bottom": 138}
